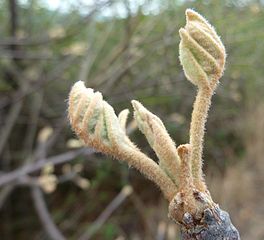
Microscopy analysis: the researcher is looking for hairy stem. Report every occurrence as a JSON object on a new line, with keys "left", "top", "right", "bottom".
{"left": 177, "top": 144, "right": 196, "bottom": 213}
{"left": 118, "top": 145, "right": 177, "bottom": 201}
{"left": 189, "top": 87, "right": 212, "bottom": 191}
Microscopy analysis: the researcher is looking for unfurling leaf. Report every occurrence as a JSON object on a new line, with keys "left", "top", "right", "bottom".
{"left": 118, "top": 109, "right": 130, "bottom": 132}
{"left": 68, "top": 82, "right": 177, "bottom": 201}
{"left": 132, "top": 100, "right": 180, "bottom": 185}
{"left": 68, "top": 81, "right": 132, "bottom": 155}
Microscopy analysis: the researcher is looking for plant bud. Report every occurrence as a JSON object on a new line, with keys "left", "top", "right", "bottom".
{"left": 179, "top": 9, "right": 226, "bottom": 90}
{"left": 132, "top": 100, "right": 180, "bottom": 184}
{"left": 131, "top": 100, "right": 165, "bottom": 146}
{"left": 68, "top": 81, "right": 131, "bottom": 154}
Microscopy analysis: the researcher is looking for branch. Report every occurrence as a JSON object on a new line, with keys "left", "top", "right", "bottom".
{"left": 189, "top": 87, "right": 212, "bottom": 191}
{"left": 0, "top": 0, "right": 112, "bottom": 47}
{"left": 78, "top": 185, "right": 133, "bottom": 240}
{"left": 0, "top": 100, "right": 23, "bottom": 155}
{"left": 0, "top": 148, "right": 94, "bottom": 187}
{"left": 31, "top": 185, "right": 66, "bottom": 240}
{"left": 0, "top": 55, "right": 77, "bottom": 110}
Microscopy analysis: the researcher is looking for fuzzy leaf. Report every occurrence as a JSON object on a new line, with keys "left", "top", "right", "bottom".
{"left": 179, "top": 9, "right": 226, "bottom": 90}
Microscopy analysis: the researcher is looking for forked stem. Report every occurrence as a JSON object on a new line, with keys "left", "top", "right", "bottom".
{"left": 118, "top": 145, "right": 177, "bottom": 201}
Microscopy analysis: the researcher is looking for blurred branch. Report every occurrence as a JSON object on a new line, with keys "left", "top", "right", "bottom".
{"left": 0, "top": 0, "right": 112, "bottom": 47}
{"left": 0, "top": 100, "right": 23, "bottom": 156}
{"left": 0, "top": 171, "right": 81, "bottom": 210}
{"left": 0, "top": 148, "right": 94, "bottom": 187}
{"left": 80, "top": 20, "right": 115, "bottom": 82}
{"left": 101, "top": 53, "right": 145, "bottom": 91}
{"left": 0, "top": 49, "right": 54, "bottom": 59}
{"left": 0, "top": 55, "right": 77, "bottom": 110}
{"left": 95, "top": 15, "right": 158, "bottom": 88}
{"left": 31, "top": 185, "right": 66, "bottom": 240}
{"left": 9, "top": 0, "right": 18, "bottom": 37}
{"left": 0, "top": 0, "right": 23, "bottom": 156}
{"left": 34, "top": 117, "right": 68, "bottom": 160}
{"left": 22, "top": 90, "right": 43, "bottom": 159}
{"left": 129, "top": 193, "right": 155, "bottom": 238}
{"left": 78, "top": 185, "right": 133, "bottom": 240}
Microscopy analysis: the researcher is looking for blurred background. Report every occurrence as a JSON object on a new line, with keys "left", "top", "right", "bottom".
{"left": 0, "top": 0, "right": 263, "bottom": 239}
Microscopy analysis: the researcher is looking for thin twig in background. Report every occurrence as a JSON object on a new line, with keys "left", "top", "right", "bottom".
{"left": 130, "top": 193, "right": 155, "bottom": 238}
{"left": 78, "top": 185, "right": 133, "bottom": 240}
{"left": 0, "top": 148, "right": 94, "bottom": 187}
{"left": 22, "top": 90, "right": 44, "bottom": 160}
{"left": 0, "top": 101, "right": 23, "bottom": 156}
{"left": 0, "top": 55, "right": 77, "bottom": 110}
{"left": 0, "top": 171, "right": 83, "bottom": 210}
{"left": 93, "top": 12, "right": 159, "bottom": 89}
{"left": 34, "top": 117, "right": 69, "bottom": 160}
{"left": 31, "top": 185, "right": 66, "bottom": 240}
{"left": 0, "top": 0, "right": 113, "bottom": 47}
{"left": 80, "top": 19, "right": 115, "bottom": 82}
